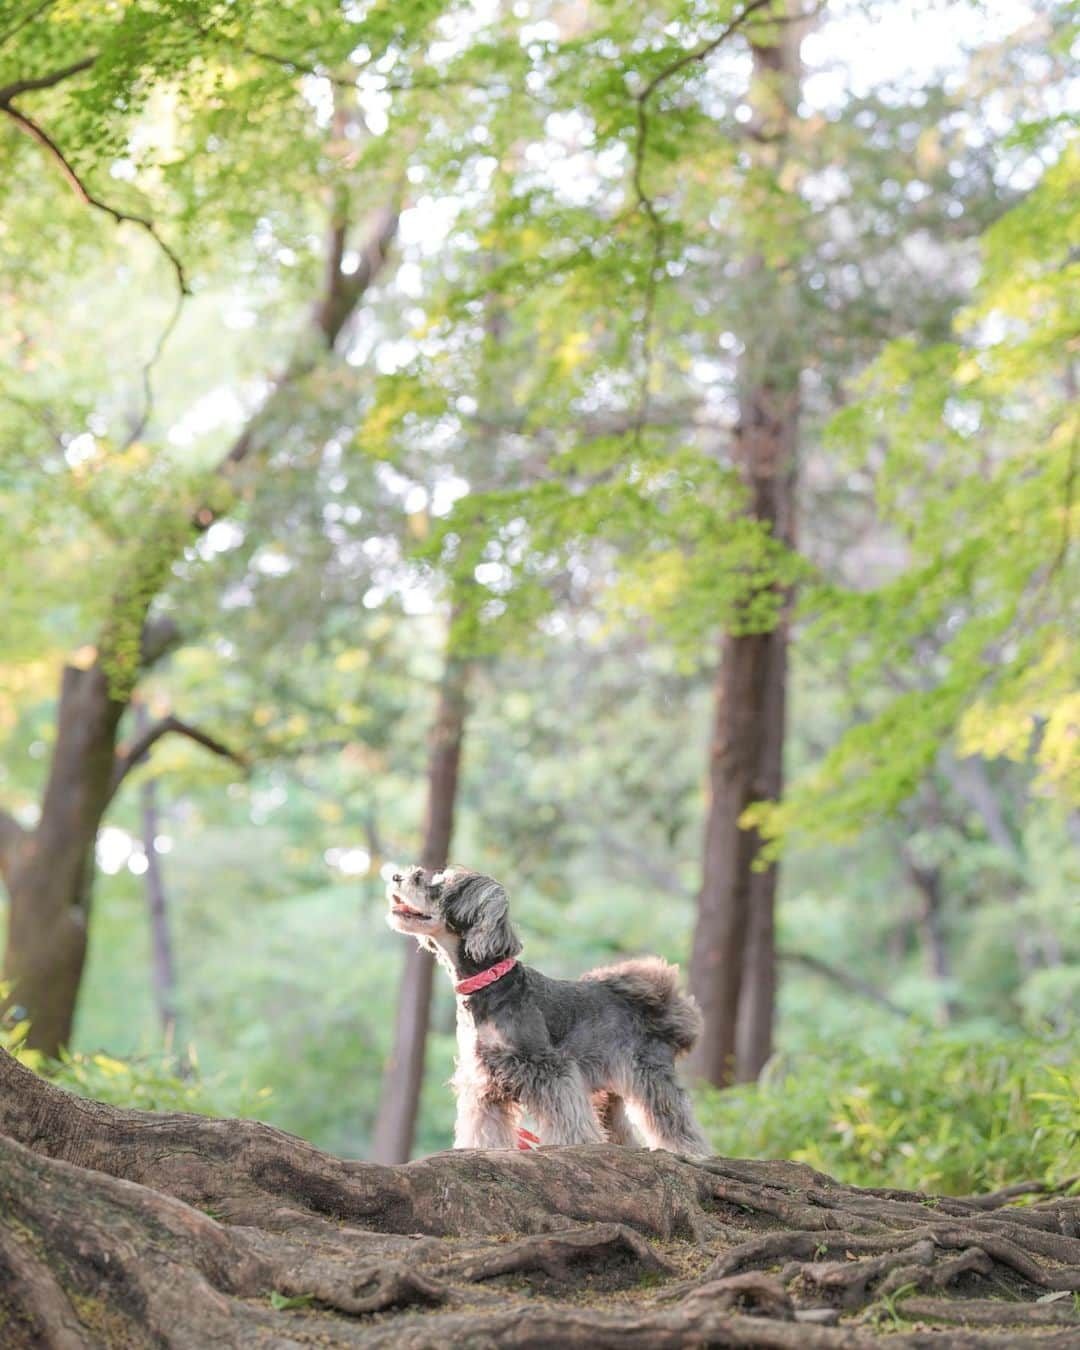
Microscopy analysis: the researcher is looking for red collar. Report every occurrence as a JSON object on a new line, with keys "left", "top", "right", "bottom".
{"left": 455, "top": 957, "right": 518, "bottom": 996}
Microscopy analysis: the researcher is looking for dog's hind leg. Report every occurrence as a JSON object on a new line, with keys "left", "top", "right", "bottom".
{"left": 528, "top": 1064, "right": 606, "bottom": 1146}
{"left": 624, "top": 1067, "right": 710, "bottom": 1157}
{"left": 594, "top": 1091, "right": 640, "bottom": 1146}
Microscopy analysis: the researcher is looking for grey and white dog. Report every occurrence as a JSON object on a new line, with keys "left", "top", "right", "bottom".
{"left": 386, "top": 865, "right": 710, "bottom": 1155}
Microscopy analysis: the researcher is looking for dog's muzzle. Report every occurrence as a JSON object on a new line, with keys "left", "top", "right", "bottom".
{"left": 389, "top": 896, "right": 431, "bottom": 920}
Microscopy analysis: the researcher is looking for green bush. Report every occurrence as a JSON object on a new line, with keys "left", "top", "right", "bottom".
{"left": 1, "top": 1008, "right": 261, "bottom": 1117}
{"left": 697, "top": 1029, "right": 1080, "bottom": 1195}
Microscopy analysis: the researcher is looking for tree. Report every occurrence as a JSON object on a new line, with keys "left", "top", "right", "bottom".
{"left": 370, "top": 637, "right": 470, "bottom": 1163}
{"left": 355, "top": 0, "right": 1074, "bottom": 1111}
{"left": 0, "top": 3, "right": 419, "bottom": 1051}
{"left": 752, "top": 108, "right": 1079, "bottom": 861}
{"left": 688, "top": 5, "right": 804, "bottom": 1087}
{"left": 133, "top": 700, "right": 182, "bottom": 1045}
{"left": 0, "top": 192, "right": 399, "bottom": 1052}
{"left": 3, "top": 0, "right": 1076, "bottom": 1161}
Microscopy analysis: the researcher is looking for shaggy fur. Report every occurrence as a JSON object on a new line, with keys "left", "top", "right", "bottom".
{"left": 386, "top": 866, "right": 710, "bottom": 1155}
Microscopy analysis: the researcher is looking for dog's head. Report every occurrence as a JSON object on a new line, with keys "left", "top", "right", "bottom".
{"left": 386, "top": 865, "right": 522, "bottom": 965}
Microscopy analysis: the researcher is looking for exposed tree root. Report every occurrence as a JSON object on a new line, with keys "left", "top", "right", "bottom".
{"left": 0, "top": 1051, "right": 732, "bottom": 1241}
{"left": 0, "top": 1049, "right": 1078, "bottom": 1347}
{"left": 901, "top": 1295, "right": 1080, "bottom": 1327}
{"left": 435, "top": 1222, "right": 675, "bottom": 1285}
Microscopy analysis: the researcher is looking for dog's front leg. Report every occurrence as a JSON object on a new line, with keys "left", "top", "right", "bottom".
{"left": 453, "top": 1086, "right": 519, "bottom": 1149}
{"left": 451, "top": 1014, "right": 520, "bottom": 1149}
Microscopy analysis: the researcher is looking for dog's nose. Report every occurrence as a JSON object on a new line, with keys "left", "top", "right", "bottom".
{"left": 392, "top": 873, "right": 402, "bottom": 884}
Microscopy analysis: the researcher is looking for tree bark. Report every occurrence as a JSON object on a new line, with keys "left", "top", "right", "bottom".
{"left": 904, "top": 854, "right": 958, "bottom": 1028}
{"left": 369, "top": 648, "right": 470, "bottom": 1163}
{"left": 2, "top": 662, "right": 124, "bottom": 1055}
{"left": 1, "top": 1048, "right": 1078, "bottom": 1349}
{"left": 945, "top": 754, "right": 1063, "bottom": 975}
{"left": 135, "top": 702, "right": 180, "bottom": 1044}
{"left": 779, "top": 951, "right": 910, "bottom": 1019}
{"left": 735, "top": 590, "right": 788, "bottom": 1081}
{"left": 688, "top": 7, "right": 802, "bottom": 1088}
{"left": 0, "top": 202, "right": 400, "bottom": 1056}
{"left": 690, "top": 628, "right": 775, "bottom": 1085}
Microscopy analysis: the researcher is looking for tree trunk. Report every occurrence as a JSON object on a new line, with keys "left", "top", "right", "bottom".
{"left": 904, "top": 855, "right": 958, "bottom": 1027}
{"left": 689, "top": 629, "right": 774, "bottom": 1086}
{"left": 735, "top": 603, "right": 788, "bottom": 1081}
{"left": 369, "top": 649, "right": 470, "bottom": 1163}
{"left": 689, "top": 377, "right": 798, "bottom": 1090}
{"left": 689, "top": 414, "right": 794, "bottom": 1087}
{"left": 688, "top": 9, "right": 802, "bottom": 1088}
{"left": 946, "top": 754, "right": 1063, "bottom": 976}
{"left": 0, "top": 203, "right": 399, "bottom": 1057}
{"left": 1, "top": 663, "right": 124, "bottom": 1055}
{"left": 2, "top": 1049, "right": 1078, "bottom": 1349}
{"left": 135, "top": 702, "right": 181, "bottom": 1045}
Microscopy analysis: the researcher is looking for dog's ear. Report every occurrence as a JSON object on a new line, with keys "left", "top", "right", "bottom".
{"left": 452, "top": 876, "right": 522, "bottom": 965}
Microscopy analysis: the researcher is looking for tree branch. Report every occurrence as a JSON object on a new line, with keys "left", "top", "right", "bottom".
{"left": 110, "top": 716, "right": 248, "bottom": 797}
{"left": 636, "top": 0, "right": 777, "bottom": 108}
{"left": 0, "top": 54, "right": 96, "bottom": 104}
{"left": 629, "top": 0, "right": 776, "bottom": 442}
{"left": 218, "top": 195, "right": 401, "bottom": 473}
{"left": 1, "top": 55, "right": 188, "bottom": 442}
{"left": 138, "top": 617, "right": 183, "bottom": 671}
{"left": 181, "top": 10, "right": 362, "bottom": 91}
{"left": 778, "top": 950, "right": 911, "bottom": 1019}
{"left": 0, "top": 101, "right": 187, "bottom": 297}
{"left": 0, "top": 1, "right": 57, "bottom": 50}
{"left": 942, "top": 754, "right": 1021, "bottom": 860}
{"left": 120, "top": 286, "right": 187, "bottom": 449}
{"left": 91, "top": 186, "right": 402, "bottom": 700}
{"left": 329, "top": 199, "right": 403, "bottom": 334}
{"left": 597, "top": 829, "right": 697, "bottom": 902}
{"left": 238, "top": 41, "right": 360, "bottom": 89}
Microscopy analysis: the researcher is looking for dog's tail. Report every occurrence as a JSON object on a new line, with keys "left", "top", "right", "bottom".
{"left": 581, "top": 957, "right": 703, "bottom": 1055}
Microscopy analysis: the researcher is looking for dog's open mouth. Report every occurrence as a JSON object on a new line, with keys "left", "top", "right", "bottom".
{"left": 391, "top": 896, "right": 431, "bottom": 920}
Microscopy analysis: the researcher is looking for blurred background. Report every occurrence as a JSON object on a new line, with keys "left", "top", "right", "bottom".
{"left": 1, "top": 0, "right": 1076, "bottom": 1192}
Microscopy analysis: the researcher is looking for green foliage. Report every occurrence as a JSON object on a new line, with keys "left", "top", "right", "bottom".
{"left": 1, "top": 1004, "right": 238, "bottom": 1116}
{"left": 268, "top": 1291, "right": 315, "bottom": 1311}
{"left": 697, "top": 1030, "right": 1080, "bottom": 1195}
{"left": 752, "top": 132, "right": 1080, "bottom": 851}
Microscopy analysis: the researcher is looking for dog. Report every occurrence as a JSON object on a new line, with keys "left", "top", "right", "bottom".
{"left": 386, "top": 864, "right": 710, "bottom": 1155}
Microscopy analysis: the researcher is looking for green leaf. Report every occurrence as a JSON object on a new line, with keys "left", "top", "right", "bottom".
{"left": 269, "top": 1291, "right": 315, "bottom": 1311}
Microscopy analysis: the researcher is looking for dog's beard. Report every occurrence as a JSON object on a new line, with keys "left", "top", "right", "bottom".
{"left": 386, "top": 908, "right": 432, "bottom": 936}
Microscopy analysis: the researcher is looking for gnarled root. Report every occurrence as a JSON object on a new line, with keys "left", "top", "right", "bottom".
{"left": 1, "top": 1049, "right": 1078, "bottom": 1347}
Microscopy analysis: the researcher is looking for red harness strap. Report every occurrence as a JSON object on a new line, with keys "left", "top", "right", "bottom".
{"left": 454, "top": 956, "right": 518, "bottom": 996}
